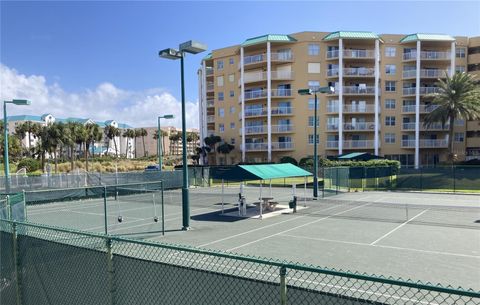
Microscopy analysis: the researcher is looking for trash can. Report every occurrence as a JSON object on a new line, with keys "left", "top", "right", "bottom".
{"left": 289, "top": 196, "right": 297, "bottom": 213}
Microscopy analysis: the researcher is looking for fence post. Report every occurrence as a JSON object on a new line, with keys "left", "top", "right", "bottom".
{"left": 420, "top": 167, "right": 423, "bottom": 191}
{"left": 161, "top": 181, "right": 165, "bottom": 235}
{"left": 12, "top": 222, "right": 23, "bottom": 305}
{"left": 104, "top": 186, "right": 108, "bottom": 235}
{"left": 280, "top": 266, "right": 287, "bottom": 305}
{"left": 106, "top": 237, "right": 117, "bottom": 305}
{"left": 335, "top": 168, "right": 339, "bottom": 195}
{"left": 452, "top": 165, "right": 456, "bottom": 193}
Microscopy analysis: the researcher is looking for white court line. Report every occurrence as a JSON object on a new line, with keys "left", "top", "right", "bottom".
{"left": 370, "top": 210, "right": 429, "bottom": 246}
{"left": 280, "top": 234, "right": 480, "bottom": 259}
{"left": 226, "top": 203, "right": 371, "bottom": 252}
{"left": 198, "top": 205, "right": 341, "bottom": 248}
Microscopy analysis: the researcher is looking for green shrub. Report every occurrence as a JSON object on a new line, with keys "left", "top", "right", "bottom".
{"left": 17, "top": 158, "right": 41, "bottom": 173}
{"left": 299, "top": 157, "right": 313, "bottom": 167}
{"left": 279, "top": 156, "right": 298, "bottom": 165}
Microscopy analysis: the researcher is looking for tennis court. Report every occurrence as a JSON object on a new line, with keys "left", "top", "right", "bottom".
{"left": 23, "top": 185, "right": 480, "bottom": 290}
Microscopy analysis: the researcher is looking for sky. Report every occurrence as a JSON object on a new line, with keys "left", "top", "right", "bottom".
{"left": 1, "top": 1, "right": 479, "bottom": 128}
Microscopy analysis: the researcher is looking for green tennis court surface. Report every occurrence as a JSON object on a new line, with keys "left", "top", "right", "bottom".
{"left": 25, "top": 186, "right": 480, "bottom": 290}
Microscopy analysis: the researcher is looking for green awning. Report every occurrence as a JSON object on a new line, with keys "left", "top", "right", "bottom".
{"left": 241, "top": 34, "right": 297, "bottom": 47}
{"left": 239, "top": 163, "right": 312, "bottom": 180}
{"left": 323, "top": 31, "right": 381, "bottom": 41}
{"left": 400, "top": 33, "right": 455, "bottom": 43}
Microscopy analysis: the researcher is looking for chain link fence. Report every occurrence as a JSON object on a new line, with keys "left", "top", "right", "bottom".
{"left": 0, "top": 219, "right": 479, "bottom": 305}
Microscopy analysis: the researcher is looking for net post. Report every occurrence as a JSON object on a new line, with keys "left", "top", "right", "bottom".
{"left": 6, "top": 195, "right": 11, "bottom": 220}
{"left": 279, "top": 266, "right": 287, "bottom": 305}
{"left": 103, "top": 186, "right": 108, "bottom": 235}
{"left": 12, "top": 221, "right": 23, "bottom": 305}
{"left": 22, "top": 190, "right": 27, "bottom": 221}
{"left": 106, "top": 237, "right": 117, "bottom": 305}
{"left": 161, "top": 181, "right": 165, "bottom": 235}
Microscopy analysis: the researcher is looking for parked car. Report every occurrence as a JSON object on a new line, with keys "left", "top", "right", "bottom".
{"left": 144, "top": 164, "right": 160, "bottom": 171}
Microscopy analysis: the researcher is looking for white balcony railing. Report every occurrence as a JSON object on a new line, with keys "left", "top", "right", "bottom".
{"left": 343, "top": 67, "right": 375, "bottom": 77}
{"left": 271, "top": 89, "right": 293, "bottom": 97}
{"left": 326, "top": 124, "right": 339, "bottom": 131}
{"left": 326, "top": 141, "right": 339, "bottom": 148}
{"left": 343, "top": 140, "right": 375, "bottom": 149}
{"left": 402, "top": 139, "right": 448, "bottom": 148}
{"left": 326, "top": 50, "right": 340, "bottom": 59}
{"left": 243, "top": 125, "right": 266, "bottom": 135}
{"left": 207, "top": 115, "right": 215, "bottom": 123}
{"left": 244, "top": 89, "right": 293, "bottom": 100}
{"left": 271, "top": 125, "right": 294, "bottom": 133}
{"left": 343, "top": 104, "right": 376, "bottom": 113}
{"left": 343, "top": 122, "right": 376, "bottom": 131}
{"left": 402, "top": 122, "right": 450, "bottom": 131}
{"left": 327, "top": 69, "right": 339, "bottom": 77}
{"left": 403, "top": 87, "right": 440, "bottom": 96}
{"left": 244, "top": 72, "right": 266, "bottom": 83}
{"left": 271, "top": 52, "right": 294, "bottom": 62}
{"left": 272, "top": 142, "right": 294, "bottom": 150}
{"left": 206, "top": 83, "right": 214, "bottom": 91}
{"left": 271, "top": 70, "right": 294, "bottom": 80}
{"left": 403, "top": 69, "right": 450, "bottom": 79}
{"left": 327, "top": 105, "right": 339, "bottom": 113}
{"left": 206, "top": 99, "right": 214, "bottom": 107}
{"left": 243, "top": 142, "right": 294, "bottom": 151}
{"left": 244, "top": 143, "right": 268, "bottom": 151}
{"left": 243, "top": 52, "right": 294, "bottom": 67}
{"left": 402, "top": 104, "right": 440, "bottom": 113}
{"left": 403, "top": 51, "right": 451, "bottom": 61}
{"left": 205, "top": 68, "right": 214, "bottom": 76}
{"left": 244, "top": 54, "right": 265, "bottom": 65}
{"left": 271, "top": 107, "right": 293, "bottom": 115}
{"left": 343, "top": 86, "right": 376, "bottom": 95}
{"left": 343, "top": 49, "right": 375, "bottom": 59}
{"left": 243, "top": 107, "right": 293, "bottom": 118}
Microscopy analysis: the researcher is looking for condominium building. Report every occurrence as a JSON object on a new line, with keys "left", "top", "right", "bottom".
{"left": 134, "top": 126, "right": 200, "bottom": 158}
{"left": 198, "top": 31, "right": 480, "bottom": 167}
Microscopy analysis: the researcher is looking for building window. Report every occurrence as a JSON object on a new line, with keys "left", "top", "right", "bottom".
{"left": 454, "top": 132, "right": 464, "bottom": 142}
{"left": 219, "top": 124, "right": 224, "bottom": 133}
{"left": 229, "top": 106, "right": 235, "bottom": 113}
{"left": 308, "top": 63, "right": 321, "bottom": 74}
{"left": 455, "top": 66, "right": 466, "bottom": 73}
{"left": 229, "top": 90, "right": 235, "bottom": 97}
{"left": 230, "top": 138, "right": 235, "bottom": 145}
{"left": 385, "top": 99, "right": 396, "bottom": 109}
{"left": 217, "top": 76, "right": 224, "bottom": 87}
{"left": 229, "top": 58, "right": 234, "bottom": 65}
{"left": 385, "top": 81, "right": 396, "bottom": 92}
{"left": 219, "top": 108, "right": 225, "bottom": 117}
{"left": 385, "top": 116, "right": 396, "bottom": 126}
{"left": 230, "top": 122, "right": 235, "bottom": 129}
{"left": 308, "top": 116, "right": 320, "bottom": 127}
{"left": 385, "top": 64, "right": 396, "bottom": 75}
{"left": 228, "top": 74, "right": 235, "bottom": 82}
{"left": 308, "top": 44, "right": 320, "bottom": 56}
{"left": 456, "top": 48, "right": 466, "bottom": 58}
{"left": 218, "top": 92, "right": 224, "bottom": 101}
{"left": 308, "top": 98, "right": 319, "bottom": 110}
{"left": 385, "top": 47, "right": 396, "bottom": 57}
{"left": 308, "top": 80, "right": 320, "bottom": 91}
{"left": 385, "top": 133, "right": 396, "bottom": 143}
{"left": 308, "top": 134, "right": 320, "bottom": 144}
{"left": 454, "top": 119, "right": 465, "bottom": 126}
{"left": 217, "top": 60, "right": 224, "bottom": 70}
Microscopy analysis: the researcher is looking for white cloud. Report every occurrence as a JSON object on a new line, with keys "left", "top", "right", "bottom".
{"left": 0, "top": 63, "right": 199, "bottom": 129}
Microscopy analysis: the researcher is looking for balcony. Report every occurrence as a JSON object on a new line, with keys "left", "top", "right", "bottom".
{"left": 343, "top": 122, "right": 376, "bottom": 132}
{"left": 272, "top": 107, "right": 293, "bottom": 116}
{"left": 272, "top": 142, "right": 294, "bottom": 151}
{"left": 326, "top": 50, "right": 340, "bottom": 59}
{"left": 206, "top": 68, "right": 214, "bottom": 77}
{"left": 402, "top": 104, "right": 439, "bottom": 113}
{"left": 242, "top": 107, "right": 293, "bottom": 118}
{"left": 402, "top": 69, "right": 450, "bottom": 79}
{"left": 207, "top": 129, "right": 215, "bottom": 135}
{"left": 402, "top": 122, "right": 450, "bottom": 131}
{"left": 343, "top": 67, "right": 375, "bottom": 77}
{"left": 327, "top": 69, "right": 339, "bottom": 77}
{"left": 327, "top": 105, "right": 339, "bottom": 113}
{"left": 271, "top": 125, "right": 294, "bottom": 133}
{"left": 327, "top": 124, "right": 339, "bottom": 131}
{"left": 243, "top": 52, "right": 294, "bottom": 68}
{"left": 207, "top": 115, "right": 215, "bottom": 123}
{"left": 326, "top": 140, "right": 375, "bottom": 149}
{"left": 343, "top": 104, "right": 376, "bottom": 113}
{"left": 272, "top": 70, "right": 294, "bottom": 80}
{"left": 343, "top": 49, "right": 375, "bottom": 59}
{"left": 403, "top": 51, "right": 451, "bottom": 61}
{"left": 343, "top": 86, "right": 376, "bottom": 95}
{"left": 402, "top": 87, "right": 440, "bottom": 96}
{"left": 206, "top": 99, "right": 214, "bottom": 107}
{"left": 244, "top": 143, "right": 268, "bottom": 151}
{"left": 271, "top": 52, "right": 294, "bottom": 62}
{"left": 244, "top": 89, "right": 292, "bottom": 101}
{"left": 242, "top": 125, "right": 266, "bottom": 135}
{"left": 401, "top": 139, "right": 448, "bottom": 148}
{"left": 206, "top": 82, "right": 214, "bottom": 92}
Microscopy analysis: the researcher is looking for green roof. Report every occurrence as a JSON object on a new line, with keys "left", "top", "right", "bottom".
{"left": 241, "top": 34, "right": 297, "bottom": 47}
{"left": 400, "top": 33, "right": 455, "bottom": 43}
{"left": 323, "top": 31, "right": 380, "bottom": 41}
{"left": 202, "top": 53, "right": 212, "bottom": 61}
{"left": 239, "top": 163, "right": 312, "bottom": 180}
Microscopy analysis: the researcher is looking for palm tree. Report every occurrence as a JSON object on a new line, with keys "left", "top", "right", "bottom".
{"left": 123, "top": 129, "right": 133, "bottom": 157}
{"left": 216, "top": 142, "right": 235, "bottom": 165}
{"left": 153, "top": 129, "right": 167, "bottom": 157}
{"left": 65, "top": 122, "right": 82, "bottom": 171}
{"left": 47, "top": 123, "right": 63, "bottom": 173}
{"left": 424, "top": 72, "right": 480, "bottom": 159}
{"left": 139, "top": 128, "right": 148, "bottom": 157}
{"left": 85, "top": 123, "right": 102, "bottom": 171}
{"left": 105, "top": 125, "right": 121, "bottom": 158}
{"left": 134, "top": 129, "right": 141, "bottom": 158}
{"left": 14, "top": 124, "right": 27, "bottom": 157}
{"left": 169, "top": 132, "right": 181, "bottom": 155}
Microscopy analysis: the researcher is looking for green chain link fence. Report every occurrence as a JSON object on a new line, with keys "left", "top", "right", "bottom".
{"left": 0, "top": 219, "right": 478, "bottom": 305}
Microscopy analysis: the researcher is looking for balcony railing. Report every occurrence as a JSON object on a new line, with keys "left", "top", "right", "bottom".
{"left": 272, "top": 107, "right": 293, "bottom": 115}
{"left": 327, "top": 124, "right": 339, "bottom": 131}
{"left": 205, "top": 68, "right": 214, "bottom": 76}
{"left": 207, "top": 115, "right": 215, "bottom": 123}
{"left": 243, "top": 125, "right": 266, "bottom": 135}
{"left": 327, "top": 69, "right": 339, "bottom": 77}
{"left": 403, "top": 87, "right": 440, "bottom": 96}
{"left": 402, "top": 104, "right": 439, "bottom": 113}
{"left": 244, "top": 143, "right": 268, "bottom": 151}
{"left": 243, "top": 142, "right": 294, "bottom": 151}
{"left": 343, "top": 67, "right": 375, "bottom": 77}
{"left": 343, "top": 122, "right": 376, "bottom": 131}
{"left": 272, "top": 142, "right": 294, "bottom": 150}
{"left": 242, "top": 107, "right": 293, "bottom": 118}
{"left": 206, "top": 83, "right": 214, "bottom": 92}
{"left": 401, "top": 139, "right": 448, "bottom": 148}
{"left": 402, "top": 122, "right": 450, "bottom": 131}
{"left": 327, "top": 105, "right": 339, "bottom": 113}
{"left": 271, "top": 70, "right": 294, "bottom": 80}
{"left": 403, "top": 69, "right": 450, "bottom": 79}
{"left": 326, "top": 140, "right": 375, "bottom": 149}
{"left": 244, "top": 54, "right": 265, "bottom": 65}
{"left": 326, "top": 50, "right": 340, "bottom": 58}
{"left": 343, "top": 86, "right": 376, "bottom": 95}
{"left": 403, "top": 51, "right": 451, "bottom": 61}
{"left": 243, "top": 52, "right": 294, "bottom": 67}
{"left": 343, "top": 49, "right": 375, "bottom": 59}
{"left": 244, "top": 89, "right": 292, "bottom": 100}
{"left": 343, "top": 104, "right": 376, "bottom": 113}
{"left": 271, "top": 52, "right": 294, "bottom": 62}
{"left": 206, "top": 99, "right": 214, "bottom": 107}
{"left": 271, "top": 125, "right": 294, "bottom": 133}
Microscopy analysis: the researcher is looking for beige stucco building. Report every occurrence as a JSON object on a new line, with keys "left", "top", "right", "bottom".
{"left": 198, "top": 31, "right": 480, "bottom": 167}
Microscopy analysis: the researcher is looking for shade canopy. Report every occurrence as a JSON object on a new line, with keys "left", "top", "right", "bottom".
{"left": 211, "top": 163, "right": 312, "bottom": 182}
{"left": 337, "top": 152, "right": 383, "bottom": 161}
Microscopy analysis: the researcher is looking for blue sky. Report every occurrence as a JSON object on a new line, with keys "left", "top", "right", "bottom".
{"left": 1, "top": 1, "right": 479, "bottom": 127}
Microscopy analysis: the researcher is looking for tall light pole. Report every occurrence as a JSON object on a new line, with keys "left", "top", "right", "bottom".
{"left": 159, "top": 40, "right": 207, "bottom": 230}
{"left": 3, "top": 99, "right": 31, "bottom": 193}
{"left": 157, "top": 114, "right": 174, "bottom": 171}
{"left": 298, "top": 87, "right": 334, "bottom": 198}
